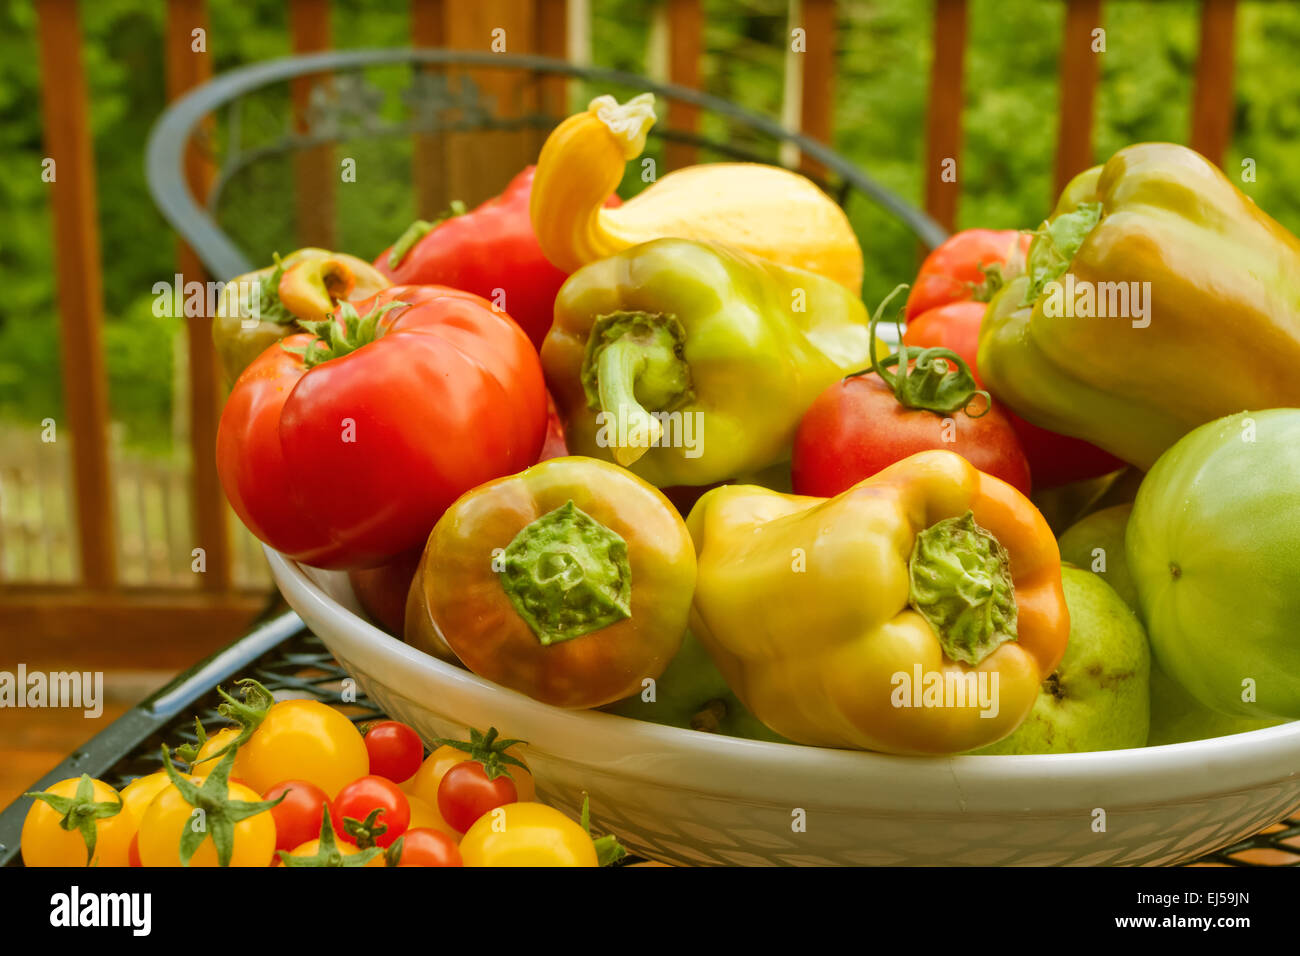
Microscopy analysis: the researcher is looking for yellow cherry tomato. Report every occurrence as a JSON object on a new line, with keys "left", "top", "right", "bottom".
{"left": 190, "top": 727, "right": 252, "bottom": 780}
{"left": 238, "top": 699, "right": 369, "bottom": 797}
{"left": 277, "top": 839, "right": 385, "bottom": 867}
{"left": 459, "top": 802, "right": 597, "bottom": 867}
{"left": 406, "top": 793, "right": 459, "bottom": 839}
{"left": 137, "top": 778, "right": 276, "bottom": 867}
{"left": 21, "top": 777, "right": 133, "bottom": 868}
{"left": 408, "top": 743, "right": 535, "bottom": 809}
{"left": 120, "top": 771, "right": 173, "bottom": 825}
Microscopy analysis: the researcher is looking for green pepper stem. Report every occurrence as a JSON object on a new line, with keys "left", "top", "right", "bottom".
{"left": 597, "top": 338, "right": 664, "bottom": 466}
{"left": 1020, "top": 201, "right": 1103, "bottom": 305}
{"left": 580, "top": 311, "right": 693, "bottom": 468}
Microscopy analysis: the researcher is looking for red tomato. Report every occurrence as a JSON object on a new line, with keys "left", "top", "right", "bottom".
{"left": 536, "top": 391, "right": 569, "bottom": 463}
{"left": 903, "top": 229, "right": 1123, "bottom": 489}
{"left": 792, "top": 370, "right": 1032, "bottom": 498}
{"left": 348, "top": 549, "right": 421, "bottom": 637}
{"left": 217, "top": 285, "right": 547, "bottom": 570}
{"left": 394, "top": 828, "right": 463, "bottom": 867}
{"left": 374, "top": 166, "right": 621, "bottom": 351}
{"left": 331, "top": 775, "right": 411, "bottom": 848}
{"left": 364, "top": 722, "right": 424, "bottom": 784}
{"left": 262, "top": 780, "right": 332, "bottom": 854}
{"left": 437, "top": 762, "right": 518, "bottom": 834}
{"left": 905, "top": 229, "right": 1030, "bottom": 319}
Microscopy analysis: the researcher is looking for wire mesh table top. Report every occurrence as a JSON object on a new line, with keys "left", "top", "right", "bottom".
{"left": 1, "top": 614, "right": 1295, "bottom": 867}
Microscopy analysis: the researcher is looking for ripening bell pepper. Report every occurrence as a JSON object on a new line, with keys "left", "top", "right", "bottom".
{"left": 212, "top": 248, "right": 389, "bottom": 385}
{"left": 531, "top": 93, "right": 863, "bottom": 291}
{"left": 686, "top": 450, "right": 1069, "bottom": 754}
{"left": 404, "top": 456, "right": 695, "bottom": 709}
{"left": 542, "top": 237, "right": 881, "bottom": 488}
{"left": 977, "top": 142, "right": 1300, "bottom": 470}
{"left": 374, "top": 166, "right": 620, "bottom": 350}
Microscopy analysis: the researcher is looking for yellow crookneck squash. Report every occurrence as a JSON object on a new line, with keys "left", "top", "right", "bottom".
{"left": 530, "top": 93, "right": 864, "bottom": 292}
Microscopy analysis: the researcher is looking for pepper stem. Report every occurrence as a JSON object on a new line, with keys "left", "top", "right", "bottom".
{"left": 1021, "top": 201, "right": 1103, "bottom": 305}
{"left": 581, "top": 311, "right": 693, "bottom": 467}
{"left": 908, "top": 511, "right": 1019, "bottom": 666}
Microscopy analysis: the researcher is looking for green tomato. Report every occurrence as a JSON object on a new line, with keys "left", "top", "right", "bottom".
{"left": 1126, "top": 409, "right": 1300, "bottom": 719}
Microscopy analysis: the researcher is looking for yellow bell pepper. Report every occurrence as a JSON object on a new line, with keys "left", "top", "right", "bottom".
{"left": 686, "top": 450, "right": 1069, "bottom": 754}
{"left": 530, "top": 93, "right": 864, "bottom": 291}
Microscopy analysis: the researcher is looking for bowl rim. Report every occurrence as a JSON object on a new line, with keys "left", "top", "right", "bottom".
{"left": 267, "top": 546, "right": 1300, "bottom": 814}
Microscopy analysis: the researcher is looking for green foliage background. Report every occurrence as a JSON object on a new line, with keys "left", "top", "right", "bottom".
{"left": 1, "top": 0, "right": 1298, "bottom": 452}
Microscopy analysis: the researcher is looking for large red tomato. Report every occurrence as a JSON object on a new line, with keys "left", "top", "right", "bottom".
{"left": 217, "top": 285, "right": 546, "bottom": 570}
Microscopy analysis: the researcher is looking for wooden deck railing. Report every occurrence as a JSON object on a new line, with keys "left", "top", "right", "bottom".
{"left": 2, "top": 0, "right": 1242, "bottom": 654}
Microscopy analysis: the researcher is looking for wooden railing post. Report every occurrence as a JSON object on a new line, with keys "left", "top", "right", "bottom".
{"left": 165, "top": 0, "right": 231, "bottom": 592}
{"left": 535, "top": 0, "right": 569, "bottom": 117}
{"left": 1190, "top": 0, "right": 1237, "bottom": 167}
{"left": 1054, "top": 0, "right": 1103, "bottom": 198}
{"left": 34, "top": 0, "right": 117, "bottom": 590}
{"left": 924, "top": 0, "right": 968, "bottom": 233}
{"left": 288, "top": 0, "right": 336, "bottom": 249}
{"left": 411, "top": 0, "right": 448, "bottom": 220}
{"left": 665, "top": 0, "right": 702, "bottom": 171}
{"left": 796, "top": 0, "right": 835, "bottom": 179}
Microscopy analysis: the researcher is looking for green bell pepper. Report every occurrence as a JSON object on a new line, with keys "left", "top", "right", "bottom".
{"left": 540, "top": 237, "right": 878, "bottom": 487}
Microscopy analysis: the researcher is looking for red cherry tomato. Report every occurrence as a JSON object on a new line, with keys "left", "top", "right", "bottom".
{"left": 394, "top": 828, "right": 463, "bottom": 867}
{"left": 436, "top": 762, "right": 518, "bottom": 834}
{"left": 364, "top": 721, "right": 424, "bottom": 784}
{"left": 331, "top": 775, "right": 410, "bottom": 848}
{"left": 263, "top": 780, "right": 332, "bottom": 854}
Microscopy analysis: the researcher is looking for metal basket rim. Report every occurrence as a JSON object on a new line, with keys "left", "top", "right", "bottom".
{"left": 146, "top": 47, "right": 947, "bottom": 280}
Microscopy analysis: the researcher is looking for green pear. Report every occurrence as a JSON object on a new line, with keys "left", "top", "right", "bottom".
{"left": 603, "top": 630, "right": 789, "bottom": 743}
{"left": 1058, "top": 504, "right": 1139, "bottom": 611}
{"left": 1148, "top": 661, "right": 1285, "bottom": 746}
{"left": 972, "top": 566, "right": 1149, "bottom": 754}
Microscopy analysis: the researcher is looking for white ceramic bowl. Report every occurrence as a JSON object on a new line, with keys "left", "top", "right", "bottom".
{"left": 266, "top": 547, "right": 1300, "bottom": 866}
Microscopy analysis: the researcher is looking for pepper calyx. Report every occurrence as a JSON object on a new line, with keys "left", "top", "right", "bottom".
{"left": 24, "top": 774, "right": 125, "bottom": 866}
{"left": 908, "top": 511, "right": 1019, "bottom": 666}
{"left": 248, "top": 253, "right": 294, "bottom": 325}
{"left": 500, "top": 500, "right": 632, "bottom": 646}
{"left": 386, "top": 200, "right": 468, "bottom": 270}
{"left": 850, "top": 284, "right": 991, "bottom": 418}
{"left": 1021, "top": 201, "right": 1104, "bottom": 305}
{"left": 581, "top": 310, "right": 693, "bottom": 467}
